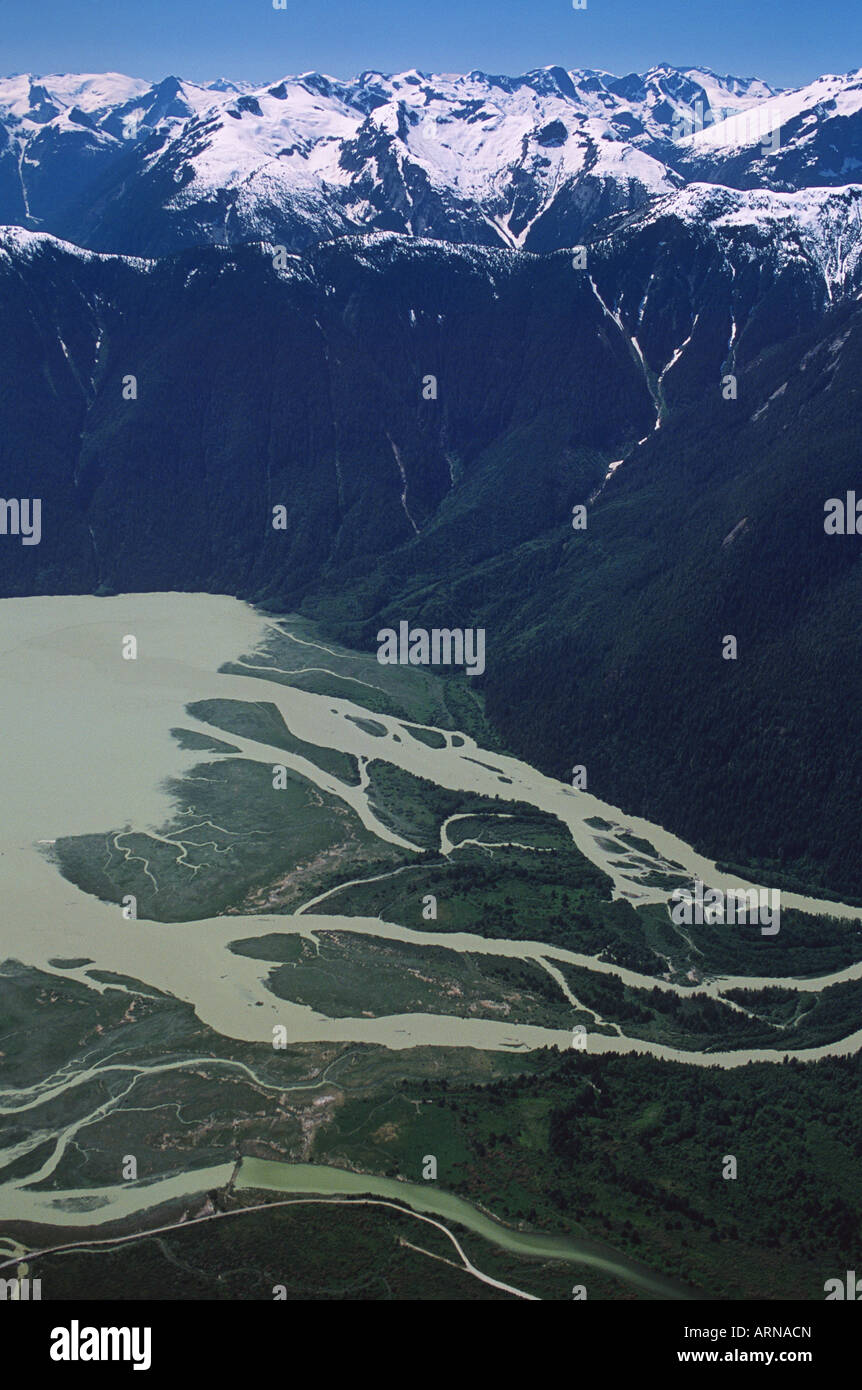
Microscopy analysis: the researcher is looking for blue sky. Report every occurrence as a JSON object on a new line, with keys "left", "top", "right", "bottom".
{"left": 3, "top": 0, "right": 860, "bottom": 90}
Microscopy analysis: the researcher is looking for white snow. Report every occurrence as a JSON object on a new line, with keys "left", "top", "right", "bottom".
{"left": 0, "top": 224, "right": 153, "bottom": 271}
{"left": 0, "top": 63, "right": 759, "bottom": 248}
{"left": 629, "top": 183, "right": 862, "bottom": 294}
{"left": 2, "top": 62, "right": 860, "bottom": 270}
{"left": 658, "top": 317, "right": 698, "bottom": 386}
{"left": 682, "top": 68, "right": 862, "bottom": 154}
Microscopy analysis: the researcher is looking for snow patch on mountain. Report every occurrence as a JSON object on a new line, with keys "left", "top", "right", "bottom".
{"left": 682, "top": 69, "right": 862, "bottom": 154}
{"left": 626, "top": 182, "right": 862, "bottom": 293}
{"left": 0, "top": 224, "right": 153, "bottom": 271}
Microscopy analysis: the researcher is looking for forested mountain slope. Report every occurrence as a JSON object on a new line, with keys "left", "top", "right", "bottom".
{"left": 0, "top": 223, "right": 859, "bottom": 895}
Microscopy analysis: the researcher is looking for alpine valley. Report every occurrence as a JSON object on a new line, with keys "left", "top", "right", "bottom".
{"left": 0, "top": 60, "right": 861, "bottom": 1304}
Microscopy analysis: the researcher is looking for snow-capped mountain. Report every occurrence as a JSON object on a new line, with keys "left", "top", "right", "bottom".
{"left": 1, "top": 59, "right": 860, "bottom": 383}
{"left": 1, "top": 60, "right": 862, "bottom": 370}
{"left": 677, "top": 68, "right": 862, "bottom": 190}
{"left": 0, "top": 63, "right": 783, "bottom": 255}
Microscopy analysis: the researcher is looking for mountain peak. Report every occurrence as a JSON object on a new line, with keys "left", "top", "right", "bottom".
{"left": 0, "top": 62, "right": 857, "bottom": 261}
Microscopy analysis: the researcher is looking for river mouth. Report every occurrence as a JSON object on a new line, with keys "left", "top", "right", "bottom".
{"left": 1, "top": 592, "right": 858, "bottom": 1057}
{"left": 1, "top": 592, "right": 860, "bottom": 1299}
